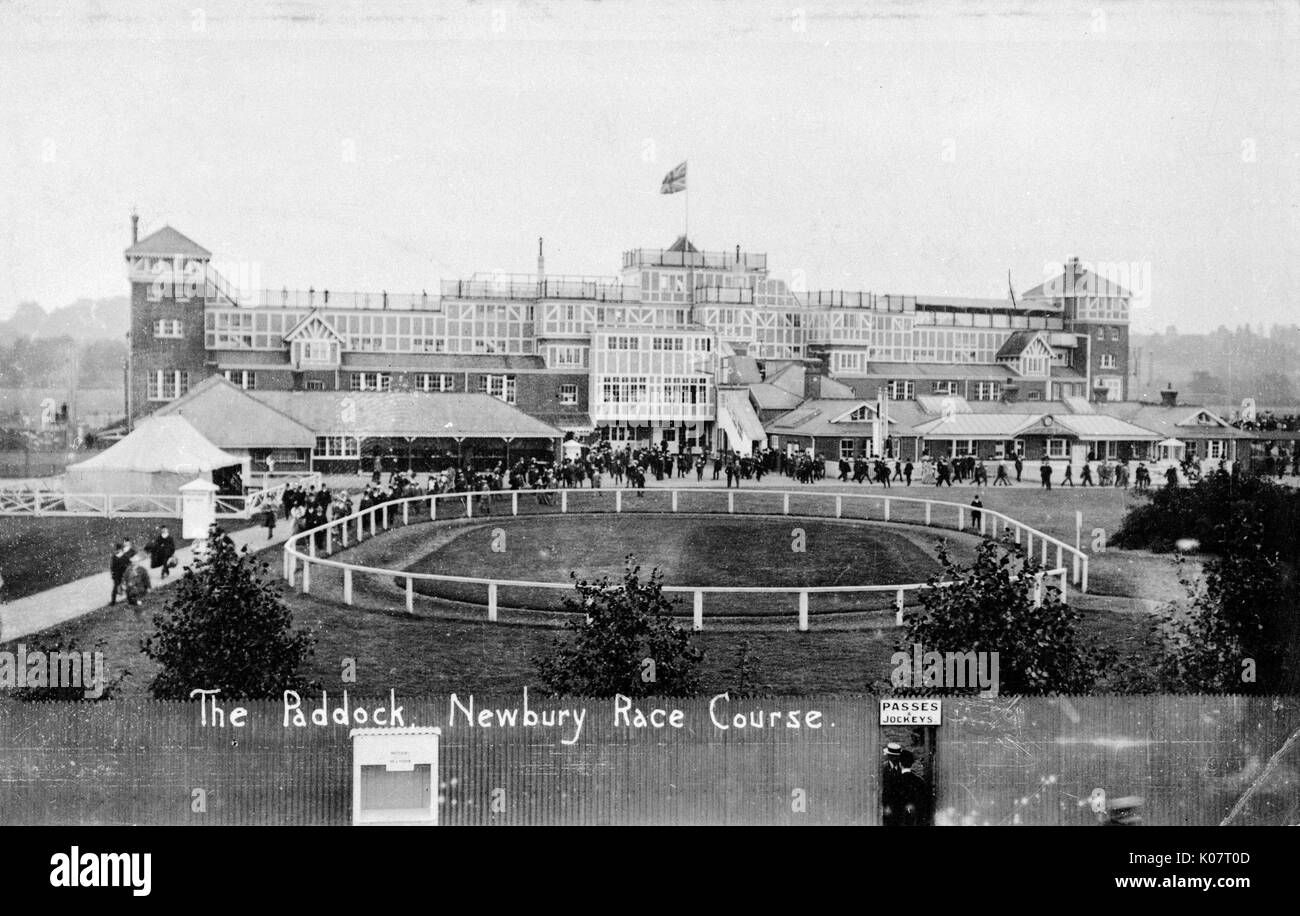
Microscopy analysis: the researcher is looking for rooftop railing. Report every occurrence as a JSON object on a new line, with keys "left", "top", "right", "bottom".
{"left": 247, "top": 290, "right": 440, "bottom": 310}
{"left": 623, "top": 248, "right": 768, "bottom": 271}
{"left": 441, "top": 276, "right": 639, "bottom": 302}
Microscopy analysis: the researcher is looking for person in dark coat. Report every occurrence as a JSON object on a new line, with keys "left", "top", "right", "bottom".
{"left": 146, "top": 526, "right": 177, "bottom": 579}
{"left": 109, "top": 541, "right": 130, "bottom": 605}
{"left": 262, "top": 504, "right": 278, "bottom": 540}
{"left": 124, "top": 553, "right": 151, "bottom": 608}
{"left": 896, "top": 750, "right": 932, "bottom": 826}
{"left": 881, "top": 743, "right": 905, "bottom": 826}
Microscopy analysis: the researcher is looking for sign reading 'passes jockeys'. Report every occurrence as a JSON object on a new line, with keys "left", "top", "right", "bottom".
{"left": 880, "top": 699, "right": 943, "bottom": 726}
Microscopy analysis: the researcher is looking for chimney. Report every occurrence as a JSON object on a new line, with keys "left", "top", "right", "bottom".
{"left": 537, "top": 237, "right": 545, "bottom": 278}
{"left": 1160, "top": 384, "right": 1178, "bottom": 407}
{"left": 131, "top": 209, "right": 139, "bottom": 245}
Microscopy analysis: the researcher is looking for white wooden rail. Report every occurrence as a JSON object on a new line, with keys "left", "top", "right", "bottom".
{"left": 282, "top": 487, "right": 1086, "bottom": 632}
{"left": 0, "top": 473, "right": 321, "bottom": 519}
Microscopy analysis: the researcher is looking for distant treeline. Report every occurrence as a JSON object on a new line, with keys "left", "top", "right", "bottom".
{"left": 0, "top": 337, "right": 127, "bottom": 389}
{"left": 1133, "top": 324, "right": 1300, "bottom": 405}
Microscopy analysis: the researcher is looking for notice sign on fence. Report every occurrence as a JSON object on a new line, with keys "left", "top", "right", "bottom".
{"left": 880, "top": 699, "right": 942, "bottom": 726}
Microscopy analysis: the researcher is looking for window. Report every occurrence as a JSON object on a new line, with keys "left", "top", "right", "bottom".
{"left": 153, "top": 319, "right": 183, "bottom": 338}
{"left": 1096, "top": 327, "right": 1106, "bottom": 340}
{"left": 550, "top": 345, "right": 588, "bottom": 368}
{"left": 305, "top": 380, "right": 326, "bottom": 391}
{"left": 314, "top": 436, "right": 359, "bottom": 458}
{"left": 146, "top": 369, "right": 189, "bottom": 401}
{"left": 887, "top": 380, "right": 914, "bottom": 400}
{"left": 296, "top": 340, "right": 339, "bottom": 366}
{"left": 845, "top": 405, "right": 871, "bottom": 421}
{"left": 1047, "top": 438, "right": 1069, "bottom": 459}
{"left": 559, "top": 384, "right": 578, "bottom": 406}
{"left": 415, "top": 373, "right": 455, "bottom": 392}
{"left": 223, "top": 370, "right": 256, "bottom": 390}
{"left": 478, "top": 374, "right": 516, "bottom": 404}
{"left": 840, "top": 439, "right": 856, "bottom": 460}
{"left": 1207, "top": 439, "right": 1227, "bottom": 460}
{"left": 1026, "top": 390, "right": 1041, "bottom": 401}
{"left": 350, "top": 372, "right": 391, "bottom": 392}
{"left": 1099, "top": 354, "right": 1117, "bottom": 369}
{"left": 1109, "top": 327, "right": 1121, "bottom": 341}
{"left": 652, "top": 337, "right": 685, "bottom": 351}
{"left": 953, "top": 439, "right": 975, "bottom": 457}
{"left": 932, "top": 380, "right": 958, "bottom": 396}
{"left": 973, "top": 381, "right": 1002, "bottom": 401}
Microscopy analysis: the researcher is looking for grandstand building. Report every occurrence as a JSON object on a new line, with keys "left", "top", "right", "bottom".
{"left": 124, "top": 219, "right": 1133, "bottom": 465}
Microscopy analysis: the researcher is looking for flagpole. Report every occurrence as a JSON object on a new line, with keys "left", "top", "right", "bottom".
{"left": 684, "top": 160, "right": 692, "bottom": 309}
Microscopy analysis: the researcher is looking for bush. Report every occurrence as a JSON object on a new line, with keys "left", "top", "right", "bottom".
{"left": 141, "top": 524, "right": 316, "bottom": 700}
{"left": 898, "top": 533, "right": 1112, "bottom": 695}
{"left": 1112, "top": 474, "right": 1300, "bottom": 556}
{"left": 1144, "top": 518, "right": 1298, "bottom": 693}
{"left": 534, "top": 559, "right": 704, "bottom": 697}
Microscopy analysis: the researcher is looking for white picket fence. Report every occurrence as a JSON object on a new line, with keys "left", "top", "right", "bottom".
{"left": 282, "top": 487, "right": 1087, "bottom": 631}
{"left": 0, "top": 473, "right": 321, "bottom": 520}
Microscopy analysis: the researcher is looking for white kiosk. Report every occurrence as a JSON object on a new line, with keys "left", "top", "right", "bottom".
{"left": 350, "top": 727, "right": 442, "bottom": 825}
{"left": 179, "top": 478, "right": 219, "bottom": 557}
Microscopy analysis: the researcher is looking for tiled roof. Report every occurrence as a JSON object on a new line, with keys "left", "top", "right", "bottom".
{"left": 1020, "top": 266, "right": 1133, "bottom": 300}
{"left": 766, "top": 398, "right": 884, "bottom": 437}
{"left": 749, "top": 383, "right": 804, "bottom": 411}
{"left": 1096, "top": 403, "right": 1252, "bottom": 438}
{"left": 847, "top": 363, "right": 1016, "bottom": 381}
{"left": 247, "top": 390, "right": 562, "bottom": 440}
{"left": 995, "top": 330, "right": 1039, "bottom": 359}
{"left": 155, "top": 376, "right": 316, "bottom": 448}
{"left": 124, "top": 225, "right": 211, "bottom": 258}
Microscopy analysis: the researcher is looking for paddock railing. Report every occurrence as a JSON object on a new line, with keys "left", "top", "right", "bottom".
{"left": 282, "top": 487, "right": 1087, "bottom": 631}
{"left": 0, "top": 473, "right": 321, "bottom": 519}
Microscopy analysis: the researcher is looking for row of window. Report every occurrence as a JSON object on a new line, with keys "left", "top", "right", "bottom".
{"left": 597, "top": 376, "right": 712, "bottom": 405}
{"left": 884, "top": 380, "right": 1003, "bottom": 401}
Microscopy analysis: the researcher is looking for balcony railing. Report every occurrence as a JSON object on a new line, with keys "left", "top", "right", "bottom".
{"left": 623, "top": 248, "right": 768, "bottom": 271}
{"left": 441, "top": 275, "right": 637, "bottom": 302}
{"left": 249, "top": 290, "right": 440, "bottom": 310}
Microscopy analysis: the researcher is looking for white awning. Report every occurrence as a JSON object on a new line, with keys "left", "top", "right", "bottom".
{"left": 717, "top": 389, "right": 766, "bottom": 455}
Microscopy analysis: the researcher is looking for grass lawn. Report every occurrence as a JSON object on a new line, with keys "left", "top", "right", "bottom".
{"left": 0, "top": 482, "right": 1179, "bottom": 696}
{"left": 0, "top": 516, "right": 194, "bottom": 601}
{"left": 406, "top": 515, "right": 945, "bottom": 615}
{"left": 0, "top": 515, "right": 258, "bottom": 601}
{"left": 5, "top": 567, "right": 1161, "bottom": 698}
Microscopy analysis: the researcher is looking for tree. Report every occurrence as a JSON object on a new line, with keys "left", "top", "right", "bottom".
{"left": 898, "top": 534, "right": 1110, "bottom": 695}
{"left": 533, "top": 559, "right": 704, "bottom": 697}
{"left": 1148, "top": 518, "right": 1296, "bottom": 693}
{"left": 142, "top": 525, "right": 316, "bottom": 699}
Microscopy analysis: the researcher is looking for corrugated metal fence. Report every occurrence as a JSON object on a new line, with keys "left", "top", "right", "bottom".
{"left": 1, "top": 695, "right": 1295, "bottom": 825}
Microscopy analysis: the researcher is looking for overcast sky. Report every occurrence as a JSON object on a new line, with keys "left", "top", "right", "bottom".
{"left": 1, "top": 0, "right": 1297, "bottom": 333}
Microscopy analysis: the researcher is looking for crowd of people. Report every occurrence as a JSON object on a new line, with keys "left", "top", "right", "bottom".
{"left": 107, "top": 525, "right": 177, "bottom": 609}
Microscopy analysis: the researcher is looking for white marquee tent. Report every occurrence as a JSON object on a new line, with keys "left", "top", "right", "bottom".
{"left": 64, "top": 415, "right": 249, "bottom": 495}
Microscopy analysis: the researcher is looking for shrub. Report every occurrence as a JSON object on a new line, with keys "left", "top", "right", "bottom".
{"left": 534, "top": 559, "right": 704, "bottom": 697}
{"left": 142, "top": 524, "right": 316, "bottom": 700}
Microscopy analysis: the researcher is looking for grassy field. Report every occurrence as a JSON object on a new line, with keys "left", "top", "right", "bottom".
{"left": 0, "top": 514, "right": 262, "bottom": 601}
{"left": 0, "top": 482, "right": 1178, "bottom": 696}
{"left": 5, "top": 567, "right": 1160, "bottom": 698}
{"left": 406, "top": 515, "right": 946, "bottom": 615}
{"left": 0, "top": 516, "right": 197, "bottom": 601}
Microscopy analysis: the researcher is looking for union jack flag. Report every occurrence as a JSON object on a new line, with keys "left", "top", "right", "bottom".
{"left": 660, "top": 161, "right": 686, "bottom": 194}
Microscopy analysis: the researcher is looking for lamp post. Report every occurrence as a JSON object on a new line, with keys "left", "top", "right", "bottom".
{"left": 124, "top": 330, "right": 133, "bottom": 434}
